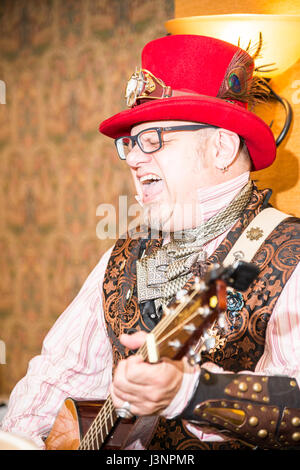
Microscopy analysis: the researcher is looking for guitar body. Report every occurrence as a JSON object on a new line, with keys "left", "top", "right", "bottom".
{"left": 45, "top": 398, "right": 134, "bottom": 450}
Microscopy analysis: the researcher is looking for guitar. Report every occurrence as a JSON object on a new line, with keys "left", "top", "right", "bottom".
{"left": 45, "top": 261, "right": 258, "bottom": 450}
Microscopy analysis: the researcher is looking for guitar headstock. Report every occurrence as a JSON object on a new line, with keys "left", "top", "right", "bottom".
{"left": 145, "top": 260, "right": 259, "bottom": 364}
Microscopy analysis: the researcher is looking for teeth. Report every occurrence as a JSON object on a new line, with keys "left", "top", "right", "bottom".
{"left": 140, "top": 174, "right": 161, "bottom": 184}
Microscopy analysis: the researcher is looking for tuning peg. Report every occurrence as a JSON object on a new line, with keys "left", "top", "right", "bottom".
{"left": 193, "top": 278, "right": 207, "bottom": 292}
{"left": 218, "top": 313, "right": 226, "bottom": 329}
{"left": 202, "top": 329, "right": 216, "bottom": 351}
{"left": 168, "top": 339, "right": 182, "bottom": 350}
{"left": 176, "top": 289, "right": 188, "bottom": 301}
{"left": 187, "top": 347, "right": 201, "bottom": 365}
{"left": 204, "top": 336, "right": 216, "bottom": 351}
{"left": 183, "top": 323, "right": 196, "bottom": 334}
{"left": 197, "top": 306, "right": 212, "bottom": 317}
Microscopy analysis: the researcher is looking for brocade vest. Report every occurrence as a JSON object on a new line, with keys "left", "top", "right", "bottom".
{"left": 102, "top": 185, "right": 300, "bottom": 450}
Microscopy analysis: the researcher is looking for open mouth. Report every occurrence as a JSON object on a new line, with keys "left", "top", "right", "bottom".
{"left": 139, "top": 173, "right": 164, "bottom": 203}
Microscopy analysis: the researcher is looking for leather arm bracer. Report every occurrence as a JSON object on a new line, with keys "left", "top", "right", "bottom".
{"left": 180, "top": 368, "right": 300, "bottom": 449}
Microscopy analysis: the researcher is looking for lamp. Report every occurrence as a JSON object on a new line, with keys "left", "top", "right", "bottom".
{"left": 165, "top": 14, "right": 300, "bottom": 146}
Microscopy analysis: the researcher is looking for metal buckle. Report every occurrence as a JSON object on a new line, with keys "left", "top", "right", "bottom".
{"left": 125, "top": 68, "right": 171, "bottom": 107}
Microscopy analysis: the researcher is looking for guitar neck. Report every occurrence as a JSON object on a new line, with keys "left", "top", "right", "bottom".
{"left": 78, "top": 280, "right": 222, "bottom": 450}
{"left": 78, "top": 329, "right": 162, "bottom": 449}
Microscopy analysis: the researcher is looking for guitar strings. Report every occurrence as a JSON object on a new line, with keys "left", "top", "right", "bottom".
{"left": 79, "top": 288, "right": 200, "bottom": 449}
{"left": 79, "top": 299, "right": 191, "bottom": 450}
{"left": 79, "top": 396, "right": 115, "bottom": 449}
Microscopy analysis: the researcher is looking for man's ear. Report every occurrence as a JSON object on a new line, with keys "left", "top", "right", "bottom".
{"left": 211, "top": 128, "right": 240, "bottom": 171}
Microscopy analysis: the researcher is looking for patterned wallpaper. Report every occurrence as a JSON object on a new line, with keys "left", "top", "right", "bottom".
{"left": 1, "top": 0, "right": 300, "bottom": 398}
{"left": 0, "top": 0, "right": 174, "bottom": 395}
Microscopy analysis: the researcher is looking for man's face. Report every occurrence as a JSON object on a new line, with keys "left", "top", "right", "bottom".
{"left": 126, "top": 120, "right": 213, "bottom": 232}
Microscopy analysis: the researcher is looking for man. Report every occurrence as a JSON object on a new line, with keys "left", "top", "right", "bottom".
{"left": 2, "top": 34, "right": 300, "bottom": 450}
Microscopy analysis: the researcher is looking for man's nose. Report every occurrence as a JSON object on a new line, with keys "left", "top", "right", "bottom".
{"left": 126, "top": 145, "right": 152, "bottom": 168}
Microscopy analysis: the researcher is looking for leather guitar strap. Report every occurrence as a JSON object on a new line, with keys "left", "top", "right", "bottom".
{"left": 122, "top": 415, "right": 160, "bottom": 450}
{"left": 222, "top": 207, "right": 290, "bottom": 266}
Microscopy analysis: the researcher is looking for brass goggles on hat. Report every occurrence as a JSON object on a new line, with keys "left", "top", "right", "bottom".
{"left": 125, "top": 68, "right": 172, "bottom": 108}
{"left": 114, "top": 124, "right": 217, "bottom": 160}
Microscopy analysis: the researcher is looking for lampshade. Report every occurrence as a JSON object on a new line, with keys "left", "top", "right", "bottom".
{"left": 165, "top": 14, "right": 300, "bottom": 78}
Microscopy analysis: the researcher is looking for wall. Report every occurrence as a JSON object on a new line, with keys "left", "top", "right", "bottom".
{"left": 0, "top": 0, "right": 173, "bottom": 396}
{"left": 1, "top": 0, "right": 299, "bottom": 397}
{"left": 174, "top": 0, "right": 300, "bottom": 216}
{"left": 175, "top": 0, "right": 300, "bottom": 15}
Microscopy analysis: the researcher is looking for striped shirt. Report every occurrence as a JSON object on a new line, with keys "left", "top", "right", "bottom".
{"left": 2, "top": 173, "right": 300, "bottom": 448}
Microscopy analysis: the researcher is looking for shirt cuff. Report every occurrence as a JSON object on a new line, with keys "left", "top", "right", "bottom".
{"left": 161, "top": 358, "right": 201, "bottom": 419}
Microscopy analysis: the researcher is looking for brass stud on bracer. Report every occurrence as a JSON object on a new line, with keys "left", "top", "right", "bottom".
{"left": 249, "top": 417, "right": 259, "bottom": 427}
{"left": 253, "top": 382, "right": 262, "bottom": 392}
{"left": 292, "top": 417, "right": 300, "bottom": 427}
{"left": 257, "top": 429, "right": 268, "bottom": 438}
{"left": 238, "top": 382, "right": 248, "bottom": 392}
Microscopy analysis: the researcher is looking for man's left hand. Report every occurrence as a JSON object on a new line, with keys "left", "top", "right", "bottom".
{"left": 110, "top": 331, "right": 184, "bottom": 416}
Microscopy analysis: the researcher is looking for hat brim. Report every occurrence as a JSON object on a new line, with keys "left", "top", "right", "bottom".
{"left": 99, "top": 95, "right": 276, "bottom": 171}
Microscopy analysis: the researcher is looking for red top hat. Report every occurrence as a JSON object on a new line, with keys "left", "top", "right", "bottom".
{"left": 99, "top": 35, "right": 276, "bottom": 170}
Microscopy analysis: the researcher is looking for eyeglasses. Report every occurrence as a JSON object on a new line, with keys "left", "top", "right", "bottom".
{"left": 114, "top": 124, "right": 217, "bottom": 160}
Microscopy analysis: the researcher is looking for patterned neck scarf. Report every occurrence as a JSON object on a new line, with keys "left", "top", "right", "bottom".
{"left": 136, "top": 179, "right": 253, "bottom": 309}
